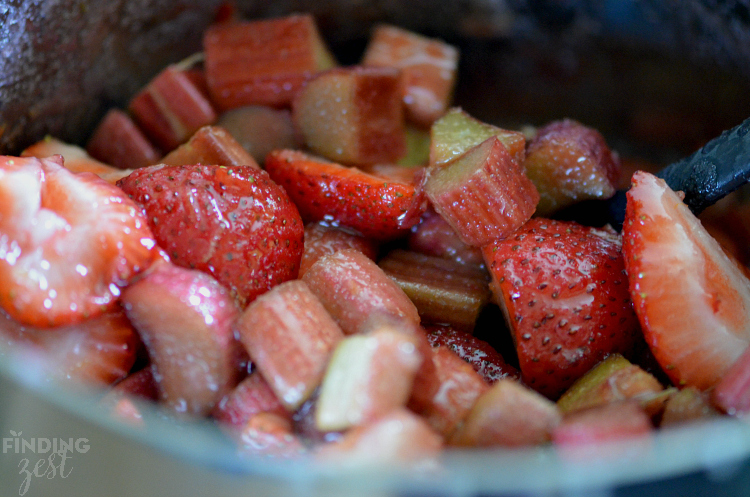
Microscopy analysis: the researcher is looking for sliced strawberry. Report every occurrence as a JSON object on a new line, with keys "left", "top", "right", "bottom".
{"left": 425, "top": 136, "right": 539, "bottom": 247}
{"left": 299, "top": 222, "right": 379, "bottom": 277}
{"left": 524, "top": 119, "right": 620, "bottom": 216}
{"left": 212, "top": 372, "right": 289, "bottom": 432}
{"left": 407, "top": 207, "right": 485, "bottom": 267}
{"left": 450, "top": 379, "right": 561, "bottom": 447}
{"left": 711, "top": 345, "right": 750, "bottom": 416}
{"left": 302, "top": 249, "right": 420, "bottom": 335}
{"left": 423, "top": 324, "right": 519, "bottom": 383}
{"left": 266, "top": 149, "right": 426, "bottom": 240}
{"left": 86, "top": 109, "right": 162, "bottom": 170}
{"left": 216, "top": 106, "right": 301, "bottom": 165}
{"left": 292, "top": 66, "right": 406, "bottom": 165}
{"left": 235, "top": 280, "right": 344, "bottom": 411}
{"left": 0, "top": 308, "right": 137, "bottom": 386}
{"left": 117, "top": 164, "right": 304, "bottom": 307}
{"left": 160, "top": 125, "right": 259, "bottom": 169}
{"left": 379, "top": 249, "right": 491, "bottom": 332}
{"left": 0, "top": 155, "right": 157, "bottom": 327}
{"left": 362, "top": 24, "right": 459, "bottom": 127}
{"left": 483, "top": 218, "right": 641, "bottom": 399}
{"left": 623, "top": 171, "right": 750, "bottom": 390}
{"left": 121, "top": 262, "right": 243, "bottom": 416}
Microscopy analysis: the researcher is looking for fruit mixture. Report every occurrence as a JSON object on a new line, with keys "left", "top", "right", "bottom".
{"left": 2, "top": 9, "right": 750, "bottom": 466}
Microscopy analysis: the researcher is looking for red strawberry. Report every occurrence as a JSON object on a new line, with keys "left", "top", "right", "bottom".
{"left": 117, "top": 164, "right": 304, "bottom": 306}
{"left": 0, "top": 155, "right": 157, "bottom": 327}
{"left": 0, "top": 308, "right": 138, "bottom": 386}
{"left": 623, "top": 171, "right": 750, "bottom": 390}
{"left": 483, "top": 218, "right": 641, "bottom": 399}
{"left": 265, "top": 149, "right": 427, "bottom": 240}
{"left": 423, "top": 324, "right": 519, "bottom": 384}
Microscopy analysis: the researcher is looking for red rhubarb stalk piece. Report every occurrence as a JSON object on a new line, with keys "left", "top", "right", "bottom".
{"left": 160, "top": 125, "right": 259, "bottom": 169}
{"left": 86, "top": 109, "right": 162, "bottom": 169}
{"left": 299, "top": 222, "right": 379, "bottom": 277}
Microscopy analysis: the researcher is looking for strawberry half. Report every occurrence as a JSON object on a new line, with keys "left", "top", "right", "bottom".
{"left": 265, "top": 149, "right": 426, "bottom": 240}
{"left": 117, "top": 164, "right": 304, "bottom": 307}
{"left": 0, "top": 155, "right": 157, "bottom": 327}
{"left": 483, "top": 218, "right": 641, "bottom": 399}
{"left": 623, "top": 171, "right": 750, "bottom": 390}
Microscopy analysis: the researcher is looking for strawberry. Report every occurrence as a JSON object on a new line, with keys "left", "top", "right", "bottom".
{"left": 265, "top": 149, "right": 426, "bottom": 240}
{"left": 0, "top": 308, "right": 138, "bottom": 386}
{"left": 423, "top": 324, "right": 519, "bottom": 384}
{"left": 0, "top": 155, "right": 157, "bottom": 327}
{"left": 117, "top": 164, "right": 304, "bottom": 307}
{"left": 623, "top": 171, "right": 750, "bottom": 390}
{"left": 483, "top": 218, "right": 641, "bottom": 399}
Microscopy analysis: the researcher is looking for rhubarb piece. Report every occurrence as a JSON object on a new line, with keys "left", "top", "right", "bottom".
{"left": 266, "top": 149, "right": 426, "bottom": 240}
{"left": 407, "top": 207, "right": 485, "bottom": 267}
{"left": 239, "top": 412, "right": 306, "bottom": 458}
{"left": 235, "top": 280, "right": 344, "bottom": 411}
{"left": 216, "top": 106, "right": 300, "bottom": 164}
{"left": 398, "top": 124, "right": 432, "bottom": 166}
{"left": 117, "top": 164, "right": 304, "bottom": 307}
{"left": 360, "top": 163, "right": 424, "bottom": 185}
{"left": 292, "top": 66, "right": 406, "bottom": 165}
{"left": 213, "top": 372, "right": 289, "bottom": 432}
{"left": 121, "top": 262, "right": 243, "bottom": 416}
{"left": 552, "top": 401, "right": 653, "bottom": 446}
{"left": 556, "top": 354, "right": 664, "bottom": 415}
{"left": 299, "top": 222, "right": 379, "bottom": 277}
{"left": 429, "top": 107, "right": 526, "bottom": 167}
{"left": 315, "top": 326, "right": 423, "bottom": 431}
{"left": 483, "top": 219, "right": 641, "bottom": 399}
{"left": 22, "top": 137, "right": 133, "bottom": 183}
{"left": 292, "top": 394, "right": 344, "bottom": 445}
{"left": 128, "top": 66, "right": 217, "bottom": 152}
{"left": 412, "top": 347, "right": 490, "bottom": 436}
{"left": 316, "top": 409, "right": 442, "bottom": 466}
{"left": 160, "top": 125, "right": 259, "bottom": 169}
{"left": 623, "top": 171, "right": 750, "bottom": 390}
{"left": 204, "top": 14, "right": 336, "bottom": 110}
{"left": 101, "top": 368, "right": 159, "bottom": 425}
{"left": 0, "top": 309, "right": 138, "bottom": 386}
{"left": 524, "top": 119, "right": 620, "bottom": 216}
{"left": 424, "top": 324, "right": 519, "bottom": 383}
{"left": 425, "top": 135, "right": 539, "bottom": 246}
{"left": 712, "top": 346, "right": 750, "bottom": 416}
{"left": 362, "top": 24, "right": 459, "bottom": 127}
{"left": 86, "top": 109, "right": 162, "bottom": 169}
{"left": 379, "top": 249, "right": 491, "bottom": 331}
{"left": 661, "top": 387, "right": 718, "bottom": 426}
{"left": 302, "top": 249, "right": 420, "bottom": 335}
{"left": 451, "top": 379, "right": 561, "bottom": 447}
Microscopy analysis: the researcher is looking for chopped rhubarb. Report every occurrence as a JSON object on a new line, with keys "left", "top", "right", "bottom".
{"left": 379, "top": 249, "right": 491, "bottom": 331}
{"left": 407, "top": 207, "right": 485, "bottom": 267}
{"left": 661, "top": 387, "right": 718, "bottom": 426}
{"left": 712, "top": 346, "right": 750, "bottom": 416}
{"left": 121, "top": 262, "right": 243, "bottom": 416}
{"left": 429, "top": 107, "right": 526, "bottom": 167}
{"left": 524, "top": 119, "right": 620, "bottom": 216}
{"left": 235, "top": 280, "right": 344, "bottom": 411}
{"left": 316, "top": 409, "right": 442, "bottom": 466}
{"left": 302, "top": 249, "right": 420, "bottom": 335}
{"left": 86, "top": 109, "right": 162, "bottom": 169}
{"left": 203, "top": 14, "right": 336, "bottom": 110}
{"left": 412, "top": 346, "right": 490, "bottom": 436}
{"left": 360, "top": 163, "right": 424, "bottom": 185}
{"left": 315, "top": 326, "right": 423, "bottom": 431}
{"left": 362, "top": 24, "right": 459, "bottom": 127}
{"left": 424, "top": 324, "right": 520, "bottom": 383}
{"left": 557, "top": 354, "right": 664, "bottom": 415}
{"left": 212, "top": 372, "right": 289, "bottom": 432}
{"left": 398, "top": 124, "right": 432, "bottom": 166}
{"left": 160, "top": 125, "right": 259, "bottom": 169}
{"left": 239, "top": 412, "right": 306, "bottom": 458}
{"left": 451, "top": 379, "right": 561, "bottom": 447}
{"left": 299, "top": 222, "right": 379, "bottom": 277}
{"left": 292, "top": 66, "right": 407, "bottom": 165}
{"left": 22, "top": 137, "right": 133, "bottom": 183}
{"left": 552, "top": 401, "right": 653, "bottom": 446}
{"left": 425, "top": 135, "right": 539, "bottom": 246}
{"left": 265, "top": 149, "right": 426, "bottom": 240}
{"left": 216, "top": 105, "right": 300, "bottom": 164}
{"left": 128, "top": 66, "right": 217, "bottom": 152}
{"left": 110, "top": 367, "right": 159, "bottom": 402}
